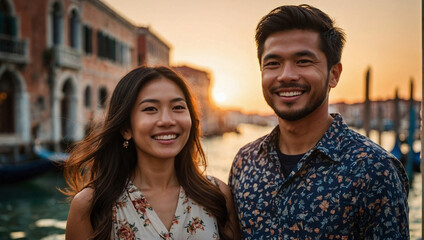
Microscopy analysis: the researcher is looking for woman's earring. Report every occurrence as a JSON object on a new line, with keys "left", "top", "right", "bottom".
{"left": 123, "top": 139, "right": 129, "bottom": 149}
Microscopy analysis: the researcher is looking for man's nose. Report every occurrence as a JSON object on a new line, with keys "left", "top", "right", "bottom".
{"left": 277, "top": 63, "right": 300, "bottom": 82}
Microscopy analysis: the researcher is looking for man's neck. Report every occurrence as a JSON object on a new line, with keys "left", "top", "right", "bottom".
{"left": 277, "top": 107, "right": 333, "bottom": 155}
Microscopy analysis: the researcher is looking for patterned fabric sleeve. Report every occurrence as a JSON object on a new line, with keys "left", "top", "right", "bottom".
{"left": 227, "top": 154, "right": 237, "bottom": 191}
{"left": 228, "top": 150, "right": 242, "bottom": 209}
{"left": 360, "top": 155, "right": 409, "bottom": 239}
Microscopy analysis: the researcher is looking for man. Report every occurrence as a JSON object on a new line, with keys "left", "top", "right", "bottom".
{"left": 229, "top": 4, "right": 409, "bottom": 239}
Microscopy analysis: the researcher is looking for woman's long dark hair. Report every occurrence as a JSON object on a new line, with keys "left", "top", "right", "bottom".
{"left": 62, "top": 66, "right": 232, "bottom": 239}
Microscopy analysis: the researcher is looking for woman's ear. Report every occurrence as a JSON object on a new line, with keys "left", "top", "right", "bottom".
{"left": 329, "top": 63, "right": 342, "bottom": 88}
{"left": 121, "top": 128, "right": 132, "bottom": 140}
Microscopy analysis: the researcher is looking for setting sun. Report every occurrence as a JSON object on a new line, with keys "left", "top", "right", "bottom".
{"left": 213, "top": 91, "right": 227, "bottom": 105}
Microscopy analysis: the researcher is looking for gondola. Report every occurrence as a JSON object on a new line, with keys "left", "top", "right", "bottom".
{"left": 390, "top": 138, "right": 420, "bottom": 172}
{"left": 0, "top": 145, "right": 69, "bottom": 184}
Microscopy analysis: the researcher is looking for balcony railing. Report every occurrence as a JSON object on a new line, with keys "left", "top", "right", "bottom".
{"left": 53, "top": 45, "right": 81, "bottom": 70}
{"left": 0, "top": 34, "right": 29, "bottom": 64}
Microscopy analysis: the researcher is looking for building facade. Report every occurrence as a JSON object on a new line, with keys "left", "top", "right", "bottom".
{"left": 330, "top": 99, "right": 420, "bottom": 133}
{"left": 173, "top": 65, "right": 220, "bottom": 136}
{"left": 137, "top": 26, "right": 170, "bottom": 66}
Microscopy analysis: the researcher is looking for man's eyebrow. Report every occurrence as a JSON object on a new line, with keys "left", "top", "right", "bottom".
{"left": 294, "top": 50, "right": 317, "bottom": 58}
{"left": 262, "top": 54, "right": 282, "bottom": 63}
{"left": 262, "top": 50, "right": 317, "bottom": 63}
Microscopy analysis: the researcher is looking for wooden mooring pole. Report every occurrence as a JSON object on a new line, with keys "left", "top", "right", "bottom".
{"left": 364, "top": 67, "right": 371, "bottom": 137}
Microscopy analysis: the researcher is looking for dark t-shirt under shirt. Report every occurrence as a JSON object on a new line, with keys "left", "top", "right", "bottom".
{"left": 276, "top": 147, "right": 304, "bottom": 178}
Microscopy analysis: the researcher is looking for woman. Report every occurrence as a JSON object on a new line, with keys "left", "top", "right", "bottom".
{"left": 63, "top": 66, "right": 240, "bottom": 239}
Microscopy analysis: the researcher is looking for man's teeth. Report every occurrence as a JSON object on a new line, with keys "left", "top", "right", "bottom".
{"left": 155, "top": 134, "right": 177, "bottom": 140}
{"left": 278, "top": 91, "right": 302, "bottom": 97}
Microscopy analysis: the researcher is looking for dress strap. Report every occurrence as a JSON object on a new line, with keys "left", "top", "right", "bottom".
{"left": 206, "top": 175, "right": 220, "bottom": 187}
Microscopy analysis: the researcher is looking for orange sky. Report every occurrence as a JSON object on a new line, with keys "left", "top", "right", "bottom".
{"left": 103, "top": 0, "right": 422, "bottom": 114}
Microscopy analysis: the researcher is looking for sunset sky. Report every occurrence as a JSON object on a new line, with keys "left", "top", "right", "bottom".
{"left": 103, "top": 0, "right": 422, "bottom": 114}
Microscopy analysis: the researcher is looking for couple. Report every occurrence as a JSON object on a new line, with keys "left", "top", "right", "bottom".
{"left": 64, "top": 4, "right": 409, "bottom": 239}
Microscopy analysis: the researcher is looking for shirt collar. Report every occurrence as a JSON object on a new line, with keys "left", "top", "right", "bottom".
{"left": 313, "top": 113, "right": 348, "bottom": 162}
{"left": 258, "top": 113, "right": 348, "bottom": 162}
{"left": 259, "top": 125, "right": 280, "bottom": 153}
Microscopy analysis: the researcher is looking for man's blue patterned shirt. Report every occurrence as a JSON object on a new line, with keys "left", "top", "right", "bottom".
{"left": 229, "top": 113, "right": 409, "bottom": 239}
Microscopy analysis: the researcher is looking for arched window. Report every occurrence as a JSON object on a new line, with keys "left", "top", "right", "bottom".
{"left": 0, "top": 0, "right": 16, "bottom": 37}
{"left": 36, "top": 96, "right": 45, "bottom": 111}
{"left": 69, "top": 9, "right": 79, "bottom": 49}
{"left": 0, "top": 71, "right": 15, "bottom": 133}
{"left": 84, "top": 85, "right": 91, "bottom": 108}
{"left": 51, "top": 1, "right": 62, "bottom": 45}
{"left": 61, "top": 79, "right": 74, "bottom": 139}
{"left": 98, "top": 87, "right": 107, "bottom": 109}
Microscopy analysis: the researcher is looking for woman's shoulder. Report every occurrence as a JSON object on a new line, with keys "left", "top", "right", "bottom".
{"left": 70, "top": 187, "right": 95, "bottom": 213}
{"left": 66, "top": 187, "right": 95, "bottom": 237}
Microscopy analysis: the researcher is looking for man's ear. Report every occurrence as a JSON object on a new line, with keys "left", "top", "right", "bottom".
{"left": 121, "top": 128, "right": 132, "bottom": 140}
{"left": 329, "top": 63, "right": 342, "bottom": 88}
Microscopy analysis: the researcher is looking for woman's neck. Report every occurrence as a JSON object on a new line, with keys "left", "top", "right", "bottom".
{"left": 132, "top": 157, "right": 179, "bottom": 191}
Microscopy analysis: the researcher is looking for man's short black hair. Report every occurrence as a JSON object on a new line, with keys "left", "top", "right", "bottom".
{"left": 255, "top": 4, "right": 346, "bottom": 70}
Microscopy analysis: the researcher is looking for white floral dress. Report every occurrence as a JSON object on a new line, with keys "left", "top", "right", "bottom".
{"left": 111, "top": 181, "right": 220, "bottom": 240}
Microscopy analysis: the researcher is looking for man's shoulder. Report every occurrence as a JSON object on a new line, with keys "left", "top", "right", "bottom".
{"left": 328, "top": 114, "right": 388, "bottom": 157}
{"left": 341, "top": 128, "right": 408, "bottom": 184}
{"left": 321, "top": 125, "right": 409, "bottom": 196}
{"left": 229, "top": 130, "right": 277, "bottom": 190}
{"left": 230, "top": 130, "right": 275, "bottom": 175}
{"left": 323, "top": 113, "right": 389, "bottom": 161}
{"left": 342, "top": 128, "right": 393, "bottom": 158}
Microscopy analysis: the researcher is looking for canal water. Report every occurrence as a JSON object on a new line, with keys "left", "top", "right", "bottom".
{"left": 0, "top": 124, "right": 422, "bottom": 239}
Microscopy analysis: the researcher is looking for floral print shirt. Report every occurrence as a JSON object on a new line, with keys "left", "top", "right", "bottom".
{"left": 111, "top": 181, "right": 219, "bottom": 240}
{"left": 229, "top": 113, "right": 409, "bottom": 240}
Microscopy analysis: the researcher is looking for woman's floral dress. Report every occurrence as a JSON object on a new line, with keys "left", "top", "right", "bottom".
{"left": 111, "top": 181, "right": 220, "bottom": 240}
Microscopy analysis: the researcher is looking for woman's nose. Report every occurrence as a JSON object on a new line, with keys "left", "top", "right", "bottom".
{"left": 157, "top": 110, "right": 176, "bottom": 126}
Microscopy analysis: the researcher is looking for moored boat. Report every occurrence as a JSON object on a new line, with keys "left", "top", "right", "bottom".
{"left": 0, "top": 146, "right": 69, "bottom": 184}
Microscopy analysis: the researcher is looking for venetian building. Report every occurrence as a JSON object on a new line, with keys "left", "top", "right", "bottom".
{"left": 137, "top": 26, "right": 170, "bottom": 66}
{"left": 172, "top": 66, "right": 222, "bottom": 136}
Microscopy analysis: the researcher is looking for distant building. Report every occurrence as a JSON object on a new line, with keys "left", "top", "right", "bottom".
{"left": 79, "top": 0, "right": 138, "bottom": 137}
{"left": 330, "top": 99, "right": 420, "bottom": 133}
{"left": 172, "top": 65, "right": 223, "bottom": 136}
{"left": 138, "top": 27, "right": 170, "bottom": 66}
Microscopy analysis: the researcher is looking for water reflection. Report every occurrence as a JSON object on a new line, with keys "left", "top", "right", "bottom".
{"left": 203, "top": 124, "right": 274, "bottom": 181}
{"left": 0, "top": 171, "right": 68, "bottom": 239}
{"left": 409, "top": 173, "right": 422, "bottom": 239}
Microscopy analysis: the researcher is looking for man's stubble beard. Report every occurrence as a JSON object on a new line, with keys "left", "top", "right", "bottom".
{"left": 267, "top": 73, "right": 330, "bottom": 122}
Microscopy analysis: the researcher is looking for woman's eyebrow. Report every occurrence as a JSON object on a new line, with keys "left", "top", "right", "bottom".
{"left": 139, "top": 97, "right": 186, "bottom": 105}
